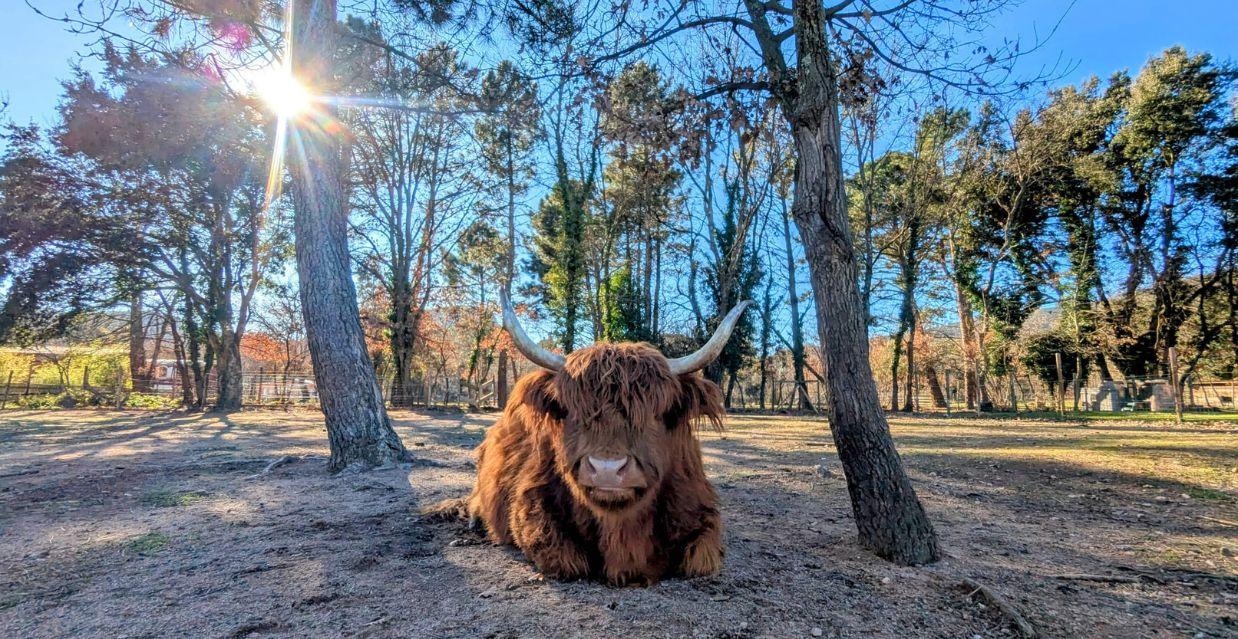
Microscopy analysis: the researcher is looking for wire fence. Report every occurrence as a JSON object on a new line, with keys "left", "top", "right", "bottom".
{"left": 0, "top": 367, "right": 503, "bottom": 411}
{"left": 724, "top": 370, "right": 1238, "bottom": 415}
{"left": 1, "top": 362, "right": 1235, "bottom": 415}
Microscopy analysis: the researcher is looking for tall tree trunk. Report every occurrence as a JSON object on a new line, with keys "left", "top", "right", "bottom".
{"left": 214, "top": 330, "right": 244, "bottom": 411}
{"left": 1072, "top": 354, "right": 1083, "bottom": 412}
{"left": 653, "top": 237, "right": 663, "bottom": 340}
{"left": 781, "top": 204, "right": 812, "bottom": 411}
{"left": 168, "top": 312, "right": 193, "bottom": 406}
{"left": 889, "top": 329, "right": 903, "bottom": 412}
{"left": 902, "top": 309, "right": 917, "bottom": 413}
{"left": 924, "top": 365, "right": 947, "bottom": 409}
{"left": 948, "top": 252, "right": 985, "bottom": 410}
{"left": 1226, "top": 269, "right": 1237, "bottom": 380}
{"left": 183, "top": 301, "right": 206, "bottom": 409}
{"left": 758, "top": 282, "right": 773, "bottom": 410}
{"left": 389, "top": 286, "right": 418, "bottom": 408}
{"left": 290, "top": 0, "right": 410, "bottom": 472}
{"left": 496, "top": 349, "right": 509, "bottom": 409}
{"left": 782, "top": 2, "right": 938, "bottom": 563}
{"left": 128, "top": 291, "right": 148, "bottom": 392}
{"left": 143, "top": 315, "right": 168, "bottom": 385}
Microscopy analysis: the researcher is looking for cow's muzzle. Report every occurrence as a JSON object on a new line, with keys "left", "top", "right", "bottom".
{"left": 578, "top": 456, "right": 648, "bottom": 492}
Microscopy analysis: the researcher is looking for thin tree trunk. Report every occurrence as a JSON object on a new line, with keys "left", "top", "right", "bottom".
{"left": 902, "top": 308, "right": 917, "bottom": 413}
{"left": 168, "top": 312, "right": 193, "bottom": 406}
{"left": 143, "top": 315, "right": 168, "bottom": 386}
{"left": 948, "top": 252, "right": 984, "bottom": 410}
{"left": 128, "top": 291, "right": 148, "bottom": 392}
{"left": 924, "top": 365, "right": 947, "bottom": 409}
{"left": 183, "top": 301, "right": 206, "bottom": 409}
{"left": 781, "top": 1, "right": 938, "bottom": 563}
{"left": 781, "top": 203, "right": 812, "bottom": 411}
{"left": 289, "top": 0, "right": 410, "bottom": 472}
{"left": 496, "top": 349, "right": 509, "bottom": 409}
{"left": 889, "top": 330, "right": 903, "bottom": 412}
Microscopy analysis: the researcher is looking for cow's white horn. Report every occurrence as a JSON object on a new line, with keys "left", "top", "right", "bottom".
{"left": 667, "top": 301, "right": 753, "bottom": 375}
{"left": 500, "top": 287, "right": 566, "bottom": 371}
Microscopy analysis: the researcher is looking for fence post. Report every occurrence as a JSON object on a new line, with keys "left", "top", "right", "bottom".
{"left": 1, "top": 370, "right": 13, "bottom": 410}
{"left": 1168, "top": 346, "right": 1183, "bottom": 425}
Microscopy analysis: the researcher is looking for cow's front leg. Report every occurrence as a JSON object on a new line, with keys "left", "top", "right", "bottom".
{"left": 661, "top": 477, "right": 724, "bottom": 578}
{"left": 679, "top": 518, "right": 723, "bottom": 578}
{"left": 510, "top": 484, "right": 590, "bottom": 580}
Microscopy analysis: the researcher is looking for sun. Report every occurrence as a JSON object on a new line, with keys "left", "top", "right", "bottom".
{"left": 253, "top": 68, "right": 313, "bottom": 119}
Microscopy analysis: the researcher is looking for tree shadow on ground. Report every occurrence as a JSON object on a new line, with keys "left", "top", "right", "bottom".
{"left": 2, "top": 410, "right": 1235, "bottom": 638}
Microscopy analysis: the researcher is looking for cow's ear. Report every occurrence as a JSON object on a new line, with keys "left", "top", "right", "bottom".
{"left": 518, "top": 370, "right": 567, "bottom": 422}
{"left": 667, "top": 374, "right": 724, "bottom": 431}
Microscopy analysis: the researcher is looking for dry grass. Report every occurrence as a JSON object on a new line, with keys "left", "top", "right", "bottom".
{"left": 721, "top": 412, "right": 1238, "bottom": 490}
{"left": 1, "top": 408, "right": 1234, "bottom": 638}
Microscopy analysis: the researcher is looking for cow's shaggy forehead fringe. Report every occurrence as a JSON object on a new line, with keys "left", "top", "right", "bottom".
{"left": 556, "top": 342, "right": 680, "bottom": 426}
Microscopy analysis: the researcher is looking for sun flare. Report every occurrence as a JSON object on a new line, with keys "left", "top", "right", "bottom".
{"left": 254, "top": 69, "right": 313, "bottom": 119}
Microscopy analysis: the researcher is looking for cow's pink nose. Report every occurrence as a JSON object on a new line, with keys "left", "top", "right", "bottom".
{"left": 585, "top": 456, "right": 630, "bottom": 488}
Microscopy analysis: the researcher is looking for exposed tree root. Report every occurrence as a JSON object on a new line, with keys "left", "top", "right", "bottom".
{"left": 1116, "top": 565, "right": 1237, "bottom": 586}
{"left": 960, "top": 577, "right": 1037, "bottom": 638}
{"left": 246, "top": 455, "right": 301, "bottom": 479}
{"left": 1052, "top": 573, "right": 1140, "bottom": 584}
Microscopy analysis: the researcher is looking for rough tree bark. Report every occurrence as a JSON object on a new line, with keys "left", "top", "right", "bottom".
{"left": 127, "top": 291, "right": 148, "bottom": 392}
{"left": 924, "top": 365, "right": 948, "bottom": 409}
{"left": 290, "top": 0, "right": 411, "bottom": 472}
{"left": 772, "top": 0, "right": 939, "bottom": 565}
{"left": 496, "top": 349, "right": 509, "bottom": 409}
{"left": 390, "top": 283, "right": 419, "bottom": 408}
{"left": 214, "top": 329, "right": 244, "bottom": 411}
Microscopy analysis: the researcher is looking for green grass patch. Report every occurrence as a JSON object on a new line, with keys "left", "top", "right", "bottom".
{"left": 141, "top": 489, "right": 209, "bottom": 508}
{"left": 1186, "top": 486, "right": 1232, "bottom": 501}
{"left": 125, "top": 532, "right": 171, "bottom": 555}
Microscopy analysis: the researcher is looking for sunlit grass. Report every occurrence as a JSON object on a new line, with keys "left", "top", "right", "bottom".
{"left": 722, "top": 412, "right": 1238, "bottom": 491}
{"left": 140, "top": 489, "right": 210, "bottom": 508}
{"left": 124, "top": 532, "right": 171, "bottom": 555}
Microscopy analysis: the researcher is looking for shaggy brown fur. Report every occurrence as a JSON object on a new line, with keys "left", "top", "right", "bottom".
{"left": 427, "top": 342, "right": 726, "bottom": 586}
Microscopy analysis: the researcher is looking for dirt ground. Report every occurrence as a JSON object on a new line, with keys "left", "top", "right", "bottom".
{"left": 1, "top": 408, "right": 1235, "bottom": 639}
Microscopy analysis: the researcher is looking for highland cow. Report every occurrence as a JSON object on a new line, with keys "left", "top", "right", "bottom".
{"left": 428, "top": 292, "right": 749, "bottom": 586}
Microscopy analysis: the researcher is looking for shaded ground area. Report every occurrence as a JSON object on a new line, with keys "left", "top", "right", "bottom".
{"left": 1, "top": 409, "right": 1235, "bottom": 638}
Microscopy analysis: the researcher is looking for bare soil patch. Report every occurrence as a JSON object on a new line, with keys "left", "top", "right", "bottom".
{"left": 1, "top": 409, "right": 1234, "bottom": 638}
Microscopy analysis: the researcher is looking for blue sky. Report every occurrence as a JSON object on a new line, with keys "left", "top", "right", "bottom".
{"left": 3, "top": 1, "right": 1235, "bottom": 127}
{"left": 981, "top": 0, "right": 1235, "bottom": 86}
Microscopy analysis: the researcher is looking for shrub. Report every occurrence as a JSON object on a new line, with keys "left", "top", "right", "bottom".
{"left": 16, "top": 390, "right": 96, "bottom": 409}
{"left": 124, "top": 392, "right": 181, "bottom": 410}
{"left": 16, "top": 393, "right": 62, "bottom": 409}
